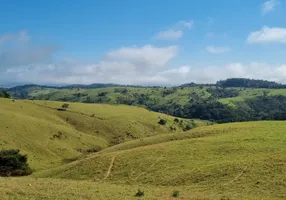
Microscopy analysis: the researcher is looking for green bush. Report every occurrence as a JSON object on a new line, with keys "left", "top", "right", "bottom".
{"left": 135, "top": 189, "right": 144, "bottom": 197}
{"left": 158, "top": 119, "right": 167, "bottom": 125}
{"left": 172, "top": 190, "right": 180, "bottom": 197}
{"left": 0, "top": 149, "right": 32, "bottom": 177}
{"left": 173, "top": 118, "right": 179, "bottom": 123}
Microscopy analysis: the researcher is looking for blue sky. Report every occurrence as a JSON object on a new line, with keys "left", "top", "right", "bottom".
{"left": 0, "top": 0, "right": 286, "bottom": 85}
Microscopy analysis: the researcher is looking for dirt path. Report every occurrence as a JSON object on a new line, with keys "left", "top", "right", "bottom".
{"left": 102, "top": 155, "right": 116, "bottom": 181}
{"left": 226, "top": 166, "right": 248, "bottom": 185}
{"left": 134, "top": 156, "right": 163, "bottom": 181}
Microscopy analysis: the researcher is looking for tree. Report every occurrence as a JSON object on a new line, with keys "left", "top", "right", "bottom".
{"left": 158, "top": 119, "right": 167, "bottom": 125}
{"left": 0, "top": 91, "right": 10, "bottom": 98}
{"left": 62, "top": 103, "right": 69, "bottom": 110}
{"left": 0, "top": 149, "right": 32, "bottom": 177}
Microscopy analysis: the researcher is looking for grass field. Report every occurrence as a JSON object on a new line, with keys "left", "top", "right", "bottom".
{"left": 0, "top": 177, "right": 271, "bottom": 200}
{"left": 0, "top": 98, "right": 202, "bottom": 171}
{"left": 1, "top": 98, "right": 286, "bottom": 199}
{"left": 34, "top": 122, "right": 286, "bottom": 199}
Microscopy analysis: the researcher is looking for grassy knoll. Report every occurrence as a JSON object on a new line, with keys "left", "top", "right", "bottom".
{"left": 36, "top": 121, "right": 286, "bottom": 199}
{"left": 0, "top": 98, "right": 202, "bottom": 171}
{"left": 1, "top": 97, "right": 286, "bottom": 199}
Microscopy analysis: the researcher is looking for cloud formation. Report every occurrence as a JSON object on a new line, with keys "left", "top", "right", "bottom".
{"left": 155, "top": 20, "right": 193, "bottom": 40}
{"left": 176, "top": 20, "right": 194, "bottom": 29}
{"left": 0, "top": 31, "right": 57, "bottom": 71}
{"left": 2, "top": 42, "right": 179, "bottom": 85}
{"left": 2, "top": 31, "right": 286, "bottom": 86}
{"left": 206, "top": 46, "right": 230, "bottom": 54}
{"left": 155, "top": 30, "right": 183, "bottom": 40}
{"left": 261, "top": 0, "right": 279, "bottom": 15}
{"left": 247, "top": 26, "right": 286, "bottom": 44}
{"left": 0, "top": 30, "right": 30, "bottom": 45}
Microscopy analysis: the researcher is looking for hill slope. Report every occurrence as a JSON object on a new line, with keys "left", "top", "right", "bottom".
{"left": 0, "top": 98, "right": 204, "bottom": 171}
{"left": 37, "top": 121, "right": 286, "bottom": 199}
{"left": 6, "top": 80, "right": 286, "bottom": 123}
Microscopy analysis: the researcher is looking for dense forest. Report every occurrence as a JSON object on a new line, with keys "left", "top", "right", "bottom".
{"left": 147, "top": 95, "right": 286, "bottom": 123}
{"left": 179, "top": 78, "right": 286, "bottom": 88}
{"left": 0, "top": 91, "right": 10, "bottom": 98}
{"left": 216, "top": 78, "right": 286, "bottom": 88}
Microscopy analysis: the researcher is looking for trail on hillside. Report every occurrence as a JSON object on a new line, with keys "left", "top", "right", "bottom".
{"left": 133, "top": 155, "right": 163, "bottom": 181}
{"left": 102, "top": 155, "right": 116, "bottom": 182}
{"left": 226, "top": 166, "right": 248, "bottom": 185}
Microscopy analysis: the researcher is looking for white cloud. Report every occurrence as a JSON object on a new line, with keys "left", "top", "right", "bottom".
{"left": 5, "top": 59, "right": 286, "bottom": 85}
{"left": 3, "top": 31, "right": 286, "bottom": 86}
{"left": 155, "top": 20, "right": 193, "bottom": 40}
{"left": 106, "top": 45, "right": 177, "bottom": 66}
{"left": 155, "top": 29, "right": 183, "bottom": 40}
{"left": 261, "top": 0, "right": 279, "bottom": 15}
{"left": 153, "top": 62, "right": 286, "bottom": 84}
{"left": 0, "top": 31, "right": 57, "bottom": 71}
{"left": 247, "top": 26, "right": 286, "bottom": 44}
{"left": 176, "top": 20, "right": 194, "bottom": 29}
{"left": 2, "top": 43, "right": 179, "bottom": 85}
{"left": 0, "top": 30, "right": 30, "bottom": 45}
{"left": 206, "top": 46, "right": 230, "bottom": 54}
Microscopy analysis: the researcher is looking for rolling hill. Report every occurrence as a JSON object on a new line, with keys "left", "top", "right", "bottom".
{"left": 1, "top": 120, "right": 286, "bottom": 199}
{"left": 1, "top": 78, "right": 286, "bottom": 199}
{"left": 6, "top": 78, "right": 286, "bottom": 123}
{"left": 0, "top": 98, "right": 205, "bottom": 171}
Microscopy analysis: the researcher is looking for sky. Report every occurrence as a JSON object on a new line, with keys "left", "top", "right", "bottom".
{"left": 0, "top": 0, "right": 286, "bottom": 86}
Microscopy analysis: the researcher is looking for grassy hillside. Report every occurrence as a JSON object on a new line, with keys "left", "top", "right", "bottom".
{"left": 1, "top": 94, "right": 286, "bottom": 199}
{"left": 0, "top": 177, "right": 268, "bottom": 200}
{"left": 7, "top": 83, "right": 286, "bottom": 123}
{"left": 35, "top": 121, "right": 286, "bottom": 199}
{"left": 8, "top": 84, "right": 286, "bottom": 106}
{"left": 0, "top": 98, "right": 203, "bottom": 171}
{"left": 1, "top": 114, "right": 286, "bottom": 199}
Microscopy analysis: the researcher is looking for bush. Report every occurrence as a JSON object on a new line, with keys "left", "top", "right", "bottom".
{"left": 172, "top": 190, "right": 180, "bottom": 197}
{"left": 0, "top": 149, "right": 32, "bottom": 177}
{"left": 135, "top": 189, "right": 145, "bottom": 197}
{"left": 61, "top": 103, "right": 69, "bottom": 110}
{"left": 0, "top": 91, "right": 10, "bottom": 98}
{"left": 173, "top": 118, "right": 180, "bottom": 123}
{"left": 158, "top": 119, "right": 167, "bottom": 125}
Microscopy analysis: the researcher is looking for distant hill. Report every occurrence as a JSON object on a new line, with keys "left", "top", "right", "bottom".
{"left": 217, "top": 78, "right": 286, "bottom": 88}
{"left": 5, "top": 78, "right": 286, "bottom": 123}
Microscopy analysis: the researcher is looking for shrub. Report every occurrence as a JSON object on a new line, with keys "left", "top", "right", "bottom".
{"left": 0, "top": 149, "right": 32, "bottom": 177}
{"left": 183, "top": 124, "right": 193, "bottom": 131}
{"left": 135, "top": 189, "right": 145, "bottom": 197}
{"left": 0, "top": 91, "right": 10, "bottom": 98}
{"left": 62, "top": 103, "right": 69, "bottom": 110}
{"left": 173, "top": 118, "right": 180, "bottom": 123}
{"left": 172, "top": 190, "right": 180, "bottom": 197}
{"left": 158, "top": 119, "right": 167, "bottom": 125}
{"left": 98, "top": 92, "right": 107, "bottom": 97}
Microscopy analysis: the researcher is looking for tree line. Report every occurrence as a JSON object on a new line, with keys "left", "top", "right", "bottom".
{"left": 0, "top": 90, "right": 10, "bottom": 98}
